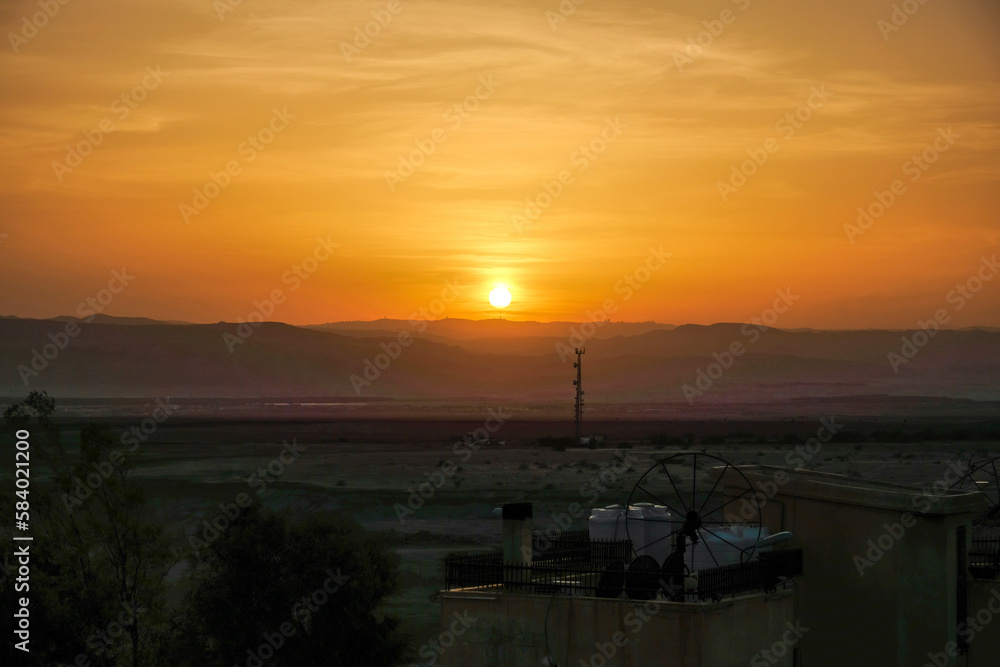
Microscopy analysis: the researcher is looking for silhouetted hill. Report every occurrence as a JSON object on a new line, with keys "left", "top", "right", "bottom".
{"left": 0, "top": 317, "right": 998, "bottom": 403}
{"left": 308, "top": 318, "right": 675, "bottom": 355}
{"left": 48, "top": 314, "right": 191, "bottom": 325}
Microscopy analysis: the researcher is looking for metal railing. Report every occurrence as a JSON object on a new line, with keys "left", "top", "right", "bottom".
{"left": 532, "top": 529, "right": 597, "bottom": 563}
{"left": 970, "top": 534, "right": 1000, "bottom": 579}
{"left": 696, "top": 549, "right": 803, "bottom": 601}
{"left": 445, "top": 537, "right": 633, "bottom": 596}
{"left": 444, "top": 541, "right": 803, "bottom": 601}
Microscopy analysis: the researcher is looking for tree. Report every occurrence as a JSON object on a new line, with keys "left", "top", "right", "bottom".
{"left": 1, "top": 391, "right": 102, "bottom": 666}
{"left": 3, "top": 389, "right": 60, "bottom": 454}
{"left": 169, "top": 502, "right": 411, "bottom": 666}
{"left": 65, "top": 424, "right": 171, "bottom": 667}
{"left": 2, "top": 400, "right": 170, "bottom": 667}
{"left": 3, "top": 390, "right": 56, "bottom": 429}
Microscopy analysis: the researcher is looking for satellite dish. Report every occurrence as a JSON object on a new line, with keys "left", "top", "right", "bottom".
{"left": 624, "top": 555, "right": 661, "bottom": 601}
{"left": 755, "top": 531, "right": 793, "bottom": 549}
{"left": 595, "top": 561, "right": 625, "bottom": 599}
{"left": 626, "top": 453, "right": 762, "bottom": 574}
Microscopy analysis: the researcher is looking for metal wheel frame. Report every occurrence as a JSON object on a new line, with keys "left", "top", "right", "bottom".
{"left": 625, "top": 453, "right": 762, "bottom": 576}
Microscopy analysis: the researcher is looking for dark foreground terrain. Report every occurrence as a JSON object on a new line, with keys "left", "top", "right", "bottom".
{"left": 6, "top": 405, "right": 997, "bottom": 652}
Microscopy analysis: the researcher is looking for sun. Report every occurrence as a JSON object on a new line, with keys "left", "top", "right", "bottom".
{"left": 488, "top": 285, "right": 512, "bottom": 309}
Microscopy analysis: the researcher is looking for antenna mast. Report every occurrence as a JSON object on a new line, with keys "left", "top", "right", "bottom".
{"left": 573, "top": 348, "right": 585, "bottom": 444}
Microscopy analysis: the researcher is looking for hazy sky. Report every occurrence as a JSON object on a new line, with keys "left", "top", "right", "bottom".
{"left": 2, "top": 0, "right": 998, "bottom": 327}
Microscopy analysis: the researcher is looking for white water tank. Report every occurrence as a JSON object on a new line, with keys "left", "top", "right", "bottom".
{"left": 625, "top": 506, "right": 646, "bottom": 556}
{"left": 589, "top": 504, "right": 674, "bottom": 564}
{"left": 588, "top": 505, "right": 628, "bottom": 543}
{"left": 632, "top": 503, "right": 674, "bottom": 564}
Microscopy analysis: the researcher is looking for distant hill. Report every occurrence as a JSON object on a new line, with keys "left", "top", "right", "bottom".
{"left": 0, "top": 317, "right": 998, "bottom": 403}
{"left": 308, "top": 318, "right": 676, "bottom": 355}
{"left": 50, "top": 314, "right": 192, "bottom": 326}
{"left": 2, "top": 314, "right": 191, "bottom": 326}
{"left": 310, "top": 318, "right": 676, "bottom": 337}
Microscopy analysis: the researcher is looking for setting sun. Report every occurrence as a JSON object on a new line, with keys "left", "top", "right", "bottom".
{"left": 489, "top": 285, "right": 512, "bottom": 309}
{"left": 2, "top": 3, "right": 1000, "bottom": 666}
{"left": 0, "top": 0, "right": 997, "bottom": 331}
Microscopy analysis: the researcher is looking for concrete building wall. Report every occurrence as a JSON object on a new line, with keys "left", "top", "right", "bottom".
{"left": 721, "top": 466, "right": 985, "bottom": 667}
{"left": 435, "top": 468, "right": 997, "bottom": 666}
{"left": 967, "top": 580, "right": 1000, "bottom": 667}
{"left": 437, "top": 589, "right": 797, "bottom": 667}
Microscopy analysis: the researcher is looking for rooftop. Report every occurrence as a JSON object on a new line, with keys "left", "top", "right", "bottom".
{"left": 718, "top": 464, "right": 988, "bottom": 515}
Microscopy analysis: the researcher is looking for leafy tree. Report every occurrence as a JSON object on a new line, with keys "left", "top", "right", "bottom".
{"left": 2, "top": 400, "right": 170, "bottom": 667}
{"left": 3, "top": 390, "right": 56, "bottom": 429}
{"left": 65, "top": 424, "right": 171, "bottom": 666}
{"left": 168, "top": 502, "right": 411, "bottom": 666}
{"left": 1, "top": 391, "right": 95, "bottom": 666}
{"left": 3, "top": 390, "right": 61, "bottom": 458}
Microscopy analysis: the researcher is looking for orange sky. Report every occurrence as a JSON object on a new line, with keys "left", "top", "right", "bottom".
{"left": 1, "top": 0, "right": 998, "bottom": 328}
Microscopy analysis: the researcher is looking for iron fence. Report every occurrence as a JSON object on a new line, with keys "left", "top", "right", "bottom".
{"left": 696, "top": 549, "right": 803, "bottom": 601}
{"left": 445, "top": 537, "right": 632, "bottom": 595}
{"left": 444, "top": 542, "right": 803, "bottom": 601}
{"left": 532, "top": 529, "right": 597, "bottom": 563}
{"left": 970, "top": 535, "right": 1000, "bottom": 579}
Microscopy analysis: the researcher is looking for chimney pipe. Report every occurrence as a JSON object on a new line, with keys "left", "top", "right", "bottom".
{"left": 502, "top": 503, "right": 533, "bottom": 589}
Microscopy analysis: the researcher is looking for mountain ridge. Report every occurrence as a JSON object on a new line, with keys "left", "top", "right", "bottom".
{"left": 1, "top": 317, "right": 998, "bottom": 403}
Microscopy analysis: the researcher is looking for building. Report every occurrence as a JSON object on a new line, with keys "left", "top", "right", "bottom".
{"left": 717, "top": 465, "right": 1000, "bottom": 667}
{"left": 434, "top": 463, "right": 1000, "bottom": 666}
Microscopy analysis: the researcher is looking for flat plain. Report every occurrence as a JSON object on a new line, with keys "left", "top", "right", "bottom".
{"left": 37, "top": 406, "right": 998, "bottom": 647}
